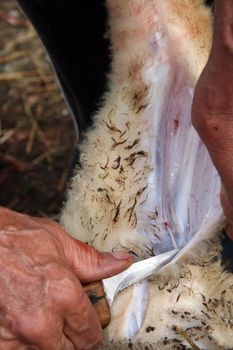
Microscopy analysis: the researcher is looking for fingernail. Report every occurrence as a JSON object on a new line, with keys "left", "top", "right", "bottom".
{"left": 110, "top": 251, "right": 131, "bottom": 261}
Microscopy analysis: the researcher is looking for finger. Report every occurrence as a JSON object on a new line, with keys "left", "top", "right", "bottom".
{"left": 0, "top": 339, "right": 29, "bottom": 350}
{"left": 20, "top": 270, "right": 101, "bottom": 350}
{"left": 26, "top": 330, "right": 74, "bottom": 350}
{"left": 37, "top": 219, "right": 134, "bottom": 282}
{"left": 0, "top": 325, "right": 30, "bottom": 350}
{"left": 64, "top": 317, "right": 102, "bottom": 350}
{"left": 65, "top": 238, "right": 134, "bottom": 283}
{"left": 28, "top": 336, "right": 74, "bottom": 350}
{"left": 16, "top": 313, "right": 74, "bottom": 350}
{"left": 32, "top": 216, "right": 134, "bottom": 281}
{"left": 191, "top": 3, "right": 233, "bottom": 229}
{"left": 63, "top": 280, "right": 103, "bottom": 350}
{"left": 0, "top": 331, "right": 72, "bottom": 350}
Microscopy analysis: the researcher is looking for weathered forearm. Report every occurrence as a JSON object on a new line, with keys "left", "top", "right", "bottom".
{"left": 192, "top": 0, "right": 233, "bottom": 237}
{"left": 203, "top": 0, "right": 233, "bottom": 113}
{"left": 212, "top": 0, "right": 233, "bottom": 52}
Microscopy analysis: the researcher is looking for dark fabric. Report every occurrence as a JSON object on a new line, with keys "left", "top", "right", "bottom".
{"left": 17, "top": 0, "right": 110, "bottom": 133}
{"left": 222, "top": 234, "right": 233, "bottom": 273}
{"left": 205, "top": 0, "right": 214, "bottom": 6}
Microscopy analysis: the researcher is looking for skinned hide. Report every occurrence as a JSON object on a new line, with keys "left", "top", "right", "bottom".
{"left": 62, "top": 1, "right": 233, "bottom": 349}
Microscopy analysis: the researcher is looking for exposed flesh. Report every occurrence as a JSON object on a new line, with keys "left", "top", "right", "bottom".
{"left": 61, "top": 1, "right": 233, "bottom": 349}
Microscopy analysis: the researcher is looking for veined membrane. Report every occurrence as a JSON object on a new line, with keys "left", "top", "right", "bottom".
{"left": 62, "top": 1, "right": 233, "bottom": 348}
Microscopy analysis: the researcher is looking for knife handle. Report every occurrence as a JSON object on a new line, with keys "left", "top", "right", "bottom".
{"left": 83, "top": 281, "right": 111, "bottom": 329}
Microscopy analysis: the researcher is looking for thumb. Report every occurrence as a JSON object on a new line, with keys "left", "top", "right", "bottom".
{"left": 64, "top": 237, "right": 134, "bottom": 283}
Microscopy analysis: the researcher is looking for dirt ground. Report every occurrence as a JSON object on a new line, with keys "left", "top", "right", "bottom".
{"left": 0, "top": 0, "right": 76, "bottom": 219}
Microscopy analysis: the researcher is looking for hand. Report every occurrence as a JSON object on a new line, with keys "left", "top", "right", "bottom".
{"left": 192, "top": 0, "right": 233, "bottom": 239}
{"left": 0, "top": 207, "right": 133, "bottom": 350}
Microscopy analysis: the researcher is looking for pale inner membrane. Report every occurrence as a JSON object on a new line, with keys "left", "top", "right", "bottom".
{"left": 147, "top": 62, "right": 221, "bottom": 250}
{"left": 133, "top": 26, "right": 221, "bottom": 257}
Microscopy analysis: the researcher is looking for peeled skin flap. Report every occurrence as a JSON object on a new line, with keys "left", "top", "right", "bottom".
{"left": 62, "top": 0, "right": 233, "bottom": 349}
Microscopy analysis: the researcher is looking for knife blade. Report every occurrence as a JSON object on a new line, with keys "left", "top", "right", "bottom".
{"left": 83, "top": 249, "right": 178, "bottom": 328}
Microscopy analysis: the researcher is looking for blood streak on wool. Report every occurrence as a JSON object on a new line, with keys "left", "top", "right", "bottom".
{"left": 100, "top": 157, "right": 109, "bottom": 170}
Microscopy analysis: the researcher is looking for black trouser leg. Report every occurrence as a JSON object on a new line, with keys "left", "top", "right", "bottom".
{"left": 17, "top": 0, "right": 110, "bottom": 133}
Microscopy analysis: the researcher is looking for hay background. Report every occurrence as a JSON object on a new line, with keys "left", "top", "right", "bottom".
{"left": 0, "top": 0, "right": 76, "bottom": 219}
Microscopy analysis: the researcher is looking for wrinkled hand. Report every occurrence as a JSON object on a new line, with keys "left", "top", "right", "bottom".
{"left": 0, "top": 207, "right": 133, "bottom": 350}
{"left": 192, "top": 0, "right": 233, "bottom": 239}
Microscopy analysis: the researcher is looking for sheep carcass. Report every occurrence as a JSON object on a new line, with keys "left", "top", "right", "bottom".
{"left": 62, "top": 1, "right": 233, "bottom": 349}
